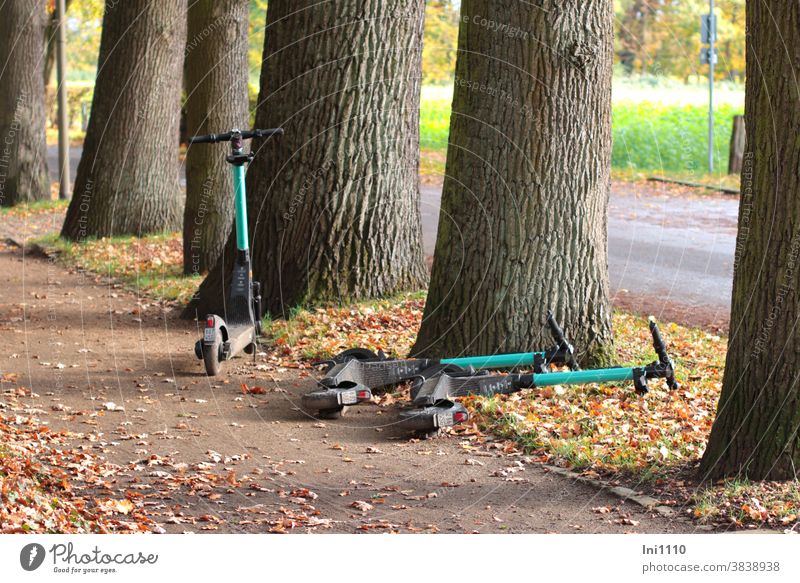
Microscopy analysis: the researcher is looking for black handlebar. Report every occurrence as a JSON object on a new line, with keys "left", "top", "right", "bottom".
{"left": 189, "top": 128, "right": 284, "bottom": 144}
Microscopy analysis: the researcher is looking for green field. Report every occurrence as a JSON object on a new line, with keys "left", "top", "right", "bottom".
{"left": 420, "top": 80, "right": 745, "bottom": 176}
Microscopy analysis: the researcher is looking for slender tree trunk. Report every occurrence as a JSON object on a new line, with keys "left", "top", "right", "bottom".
{"left": 185, "top": 0, "right": 428, "bottom": 319}
{"left": 412, "top": 0, "right": 614, "bottom": 365}
{"left": 700, "top": 1, "right": 800, "bottom": 481}
{"left": 60, "top": 0, "right": 187, "bottom": 240}
{"left": 183, "top": 0, "right": 250, "bottom": 276}
{"left": 0, "top": 0, "right": 50, "bottom": 207}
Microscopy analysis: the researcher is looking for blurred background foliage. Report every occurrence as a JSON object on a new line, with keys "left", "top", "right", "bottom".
{"left": 55, "top": 0, "right": 745, "bottom": 86}
{"left": 50, "top": 0, "right": 746, "bottom": 176}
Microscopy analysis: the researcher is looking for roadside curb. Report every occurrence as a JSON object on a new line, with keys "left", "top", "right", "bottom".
{"left": 545, "top": 465, "right": 675, "bottom": 516}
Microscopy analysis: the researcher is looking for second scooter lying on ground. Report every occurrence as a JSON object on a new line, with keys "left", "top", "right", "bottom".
{"left": 302, "top": 312, "right": 578, "bottom": 418}
{"left": 397, "top": 317, "right": 679, "bottom": 435}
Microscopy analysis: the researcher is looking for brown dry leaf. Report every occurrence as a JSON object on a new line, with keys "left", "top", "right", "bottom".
{"left": 350, "top": 501, "right": 374, "bottom": 512}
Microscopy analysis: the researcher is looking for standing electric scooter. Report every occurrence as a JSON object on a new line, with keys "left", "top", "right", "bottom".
{"left": 190, "top": 128, "right": 284, "bottom": 376}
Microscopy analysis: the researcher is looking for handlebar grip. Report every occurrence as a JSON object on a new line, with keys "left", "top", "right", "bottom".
{"left": 189, "top": 133, "right": 225, "bottom": 144}
{"left": 242, "top": 128, "right": 284, "bottom": 139}
{"left": 648, "top": 317, "right": 670, "bottom": 364}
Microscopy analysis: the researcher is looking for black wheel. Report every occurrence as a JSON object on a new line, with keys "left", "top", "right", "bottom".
{"left": 203, "top": 332, "right": 222, "bottom": 376}
{"left": 332, "top": 347, "right": 377, "bottom": 363}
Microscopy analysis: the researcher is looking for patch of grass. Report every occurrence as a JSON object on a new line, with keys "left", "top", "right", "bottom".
{"left": 420, "top": 149, "right": 447, "bottom": 182}
{"left": 419, "top": 83, "right": 745, "bottom": 179}
{"left": 263, "top": 292, "right": 426, "bottom": 360}
{"left": 420, "top": 96, "right": 451, "bottom": 151}
{"left": 611, "top": 101, "right": 743, "bottom": 173}
{"left": 611, "top": 168, "right": 741, "bottom": 193}
{"left": 690, "top": 479, "right": 800, "bottom": 530}
{"left": 0, "top": 199, "right": 69, "bottom": 217}
{"left": 34, "top": 232, "right": 200, "bottom": 303}
{"left": 472, "top": 312, "right": 725, "bottom": 482}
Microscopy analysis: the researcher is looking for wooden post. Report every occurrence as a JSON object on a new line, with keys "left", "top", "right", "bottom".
{"left": 728, "top": 114, "right": 746, "bottom": 174}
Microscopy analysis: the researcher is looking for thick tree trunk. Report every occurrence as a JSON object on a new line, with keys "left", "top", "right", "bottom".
{"left": 183, "top": 0, "right": 249, "bottom": 276}
{"left": 60, "top": 0, "right": 187, "bottom": 240}
{"left": 412, "top": 0, "right": 614, "bottom": 365}
{"left": 700, "top": 1, "right": 800, "bottom": 481}
{"left": 185, "top": 0, "right": 428, "bottom": 319}
{"left": 0, "top": 0, "right": 50, "bottom": 206}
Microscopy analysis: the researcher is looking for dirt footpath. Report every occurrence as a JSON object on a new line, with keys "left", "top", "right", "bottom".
{"left": 0, "top": 241, "right": 697, "bottom": 533}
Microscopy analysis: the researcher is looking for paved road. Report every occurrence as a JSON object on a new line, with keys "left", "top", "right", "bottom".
{"left": 422, "top": 183, "right": 737, "bottom": 330}
{"left": 50, "top": 146, "right": 737, "bottom": 329}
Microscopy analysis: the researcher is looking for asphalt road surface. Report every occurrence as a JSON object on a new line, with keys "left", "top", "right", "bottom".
{"left": 421, "top": 183, "right": 736, "bottom": 330}
{"left": 50, "top": 146, "right": 736, "bottom": 329}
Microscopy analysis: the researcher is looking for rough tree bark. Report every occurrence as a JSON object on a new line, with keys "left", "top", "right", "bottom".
{"left": 700, "top": 1, "right": 800, "bottom": 481}
{"left": 0, "top": 0, "right": 50, "bottom": 206}
{"left": 185, "top": 0, "right": 428, "bottom": 318}
{"left": 412, "top": 0, "right": 614, "bottom": 365}
{"left": 183, "top": 0, "right": 250, "bottom": 275}
{"left": 60, "top": 0, "right": 187, "bottom": 240}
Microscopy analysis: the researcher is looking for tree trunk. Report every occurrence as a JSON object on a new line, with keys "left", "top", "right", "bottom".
{"left": 60, "top": 0, "right": 187, "bottom": 240}
{"left": 185, "top": 0, "right": 428, "bottom": 319}
{"left": 0, "top": 0, "right": 50, "bottom": 206}
{"left": 728, "top": 115, "right": 745, "bottom": 175}
{"left": 700, "top": 1, "right": 800, "bottom": 481}
{"left": 183, "top": 0, "right": 250, "bottom": 276}
{"left": 412, "top": 0, "right": 614, "bottom": 365}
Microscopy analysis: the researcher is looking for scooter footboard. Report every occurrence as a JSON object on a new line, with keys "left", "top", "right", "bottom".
{"left": 321, "top": 358, "right": 431, "bottom": 390}
{"left": 411, "top": 371, "right": 526, "bottom": 407}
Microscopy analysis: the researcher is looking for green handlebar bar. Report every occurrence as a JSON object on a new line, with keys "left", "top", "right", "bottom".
{"left": 531, "top": 367, "right": 635, "bottom": 386}
{"left": 441, "top": 352, "right": 545, "bottom": 369}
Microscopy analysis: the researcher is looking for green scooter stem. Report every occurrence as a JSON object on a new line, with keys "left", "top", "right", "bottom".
{"left": 441, "top": 352, "right": 549, "bottom": 369}
{"left": 233, "top": 164, "right": 249, "bottom": 251}
{"left": 531, "top": 367, "right": 636, "bottom": 386}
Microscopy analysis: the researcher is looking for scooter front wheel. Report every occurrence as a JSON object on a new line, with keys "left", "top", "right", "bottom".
{"left": 203, "top": 333, "right": 222, "bottom": 376}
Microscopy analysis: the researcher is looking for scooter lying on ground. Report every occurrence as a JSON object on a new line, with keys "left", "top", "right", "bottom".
{"left": 301, "top": 312, "right": 579, "bottom": 418}
{"left": 397, "top": 317, "right": 679, "bottom": 435}
{"left": 191, "top": 128, "right": 284, "bottom": 376}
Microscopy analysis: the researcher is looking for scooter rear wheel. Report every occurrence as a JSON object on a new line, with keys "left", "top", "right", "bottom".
{"left": 203, "top": 332, "right": 222, "bottom": 376}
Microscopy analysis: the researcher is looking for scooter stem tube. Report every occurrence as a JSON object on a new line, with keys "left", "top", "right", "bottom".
{"left": 233, "top": 164, "right": 249, "bottom": 251}
{"left": 441, "top": 352, "right": 545, "bottom": 369}
{"left": 531, "top": 367, "right": 634, "bottom": 387}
